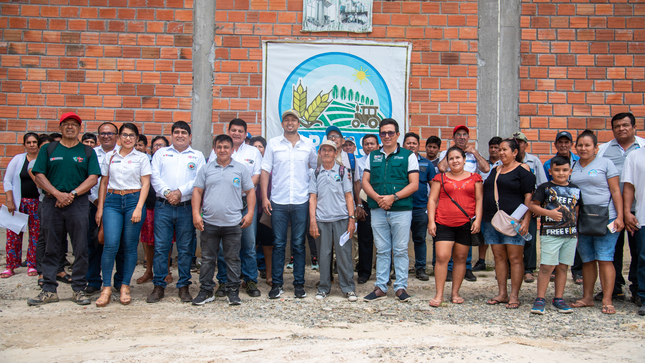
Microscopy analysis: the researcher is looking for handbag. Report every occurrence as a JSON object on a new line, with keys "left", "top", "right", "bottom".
{"left": 490, "top": 166, "right": 519, "bottom": 236}
{"left": 578, "top": 203, "right": 609, "bottom": 236}
{"left": 97, "top": 153, "right": 117, "bottom": 245}
{"left": 441, "top": 174, "right": 483, "bottom": 246}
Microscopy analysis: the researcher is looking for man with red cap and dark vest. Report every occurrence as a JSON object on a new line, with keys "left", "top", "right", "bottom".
{"left": 28, "top": 112, "right": 101, "bottom": 306}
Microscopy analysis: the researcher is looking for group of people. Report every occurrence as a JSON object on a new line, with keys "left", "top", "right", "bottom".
{"left": 2, "top": 110, "right": 644, "bottom": 317}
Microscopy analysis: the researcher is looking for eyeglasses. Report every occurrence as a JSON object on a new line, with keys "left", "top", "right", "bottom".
{"left": 152, "top": 143, "right": 166, "bottom": 148}
{"left": 99, "top": 132, "right": 116, "bottom": 137}
{"left": 379, "top": 131, "right": 396, "bottom": 138}
{"left": 328, "top": 135, "right": 341, "bottom": 140}
{"left": 121, "top": 133, "right": 137, "bottom": 139}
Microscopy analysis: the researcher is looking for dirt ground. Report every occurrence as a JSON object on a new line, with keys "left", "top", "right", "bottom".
{"left": 1, "top": 235, "right": 644, "bottom": 362}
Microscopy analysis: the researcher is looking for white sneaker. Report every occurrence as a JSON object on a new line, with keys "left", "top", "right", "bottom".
{"left": 315, "top": 291, "right": 327, "bottom": 300}
{"left": 345, "top": 291, "right": 358, "bottom": 302}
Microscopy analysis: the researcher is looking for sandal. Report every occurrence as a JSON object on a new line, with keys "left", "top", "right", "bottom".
{"left": 56, "top": 273, "right": 72, "bottom": 284}
{"left": 428, "top": 298, "right": 443, "bottom": 307}
{"left": 573, "top": 275, "right": 583, "bottom": 285}
{"left": 523, "top": 273, "right": 535, "bottom": 283}
{"left": 570, "top": 300, "right": 594, "bottom": 308}
{"left": 486, "top": 298, "right": 509, "bottom": 305}
{"left": 28, "top": 268, "right": 38, "bottom": 276}
{"left": 601, "top": 305, "right": 616, "bottom": 314}
{"left": 1, "top": 269, "right": 15, "bottom": 278}
{"left": 95, "top": 287, "right": 112, "bottom": 307}
{"left": 505, "top": 302, "right": 521, "bottom": 309}
{"left": 38, "top": 278, "right": 45, "bottom": 288}
{"left": 120, "top": 285, "right": 132, "bottom": 305}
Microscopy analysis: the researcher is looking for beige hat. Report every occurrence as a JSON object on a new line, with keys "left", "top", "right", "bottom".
{"left": 281, "top": 109, "right": 300, "bottom": 120}
{"left": 319, "top": 140, "right": 338, "bottom": 150}
{"left": 512, "top": 131, "right": 529, "bottom": 143}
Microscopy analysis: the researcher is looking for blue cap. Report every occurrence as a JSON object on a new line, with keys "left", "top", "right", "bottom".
{"left": 326, "top": 125, "right": 342, "bottom": 137}
{"left": 555, "top": 131, "right": 572, "bottom": 142}
{"left": 246, "top": 132, "right": 252, "bottom": 139}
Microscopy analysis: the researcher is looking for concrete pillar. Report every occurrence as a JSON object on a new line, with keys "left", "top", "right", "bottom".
{"left": 477, "top": 0, "right": 521, "bottom": 157}
{"left": 191, "top": 0, "right": 216, "bottom": 157}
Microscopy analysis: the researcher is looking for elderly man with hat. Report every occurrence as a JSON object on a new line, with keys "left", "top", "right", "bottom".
{"left": 309, "top": 140, "right": 357, "bottom": 301}
{"left": 261, "top": 109, "right": 318, "bottom": 299}
{"left": 512, "top": 131, "right": 548, "bottom": 284}
{"left": 28, "top": 112, "right": 101, "bottom": 306}
{"left": 437, "top": 125, "right": 490, "bottom": 282}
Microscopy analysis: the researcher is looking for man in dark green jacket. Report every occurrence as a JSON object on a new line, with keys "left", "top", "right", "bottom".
{"left": 361, "top": 119, "right": 419, "bottom": 302}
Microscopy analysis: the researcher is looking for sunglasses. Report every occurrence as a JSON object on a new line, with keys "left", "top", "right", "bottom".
{"left": 379, "top": 131, "right": 396, "bottom": 138}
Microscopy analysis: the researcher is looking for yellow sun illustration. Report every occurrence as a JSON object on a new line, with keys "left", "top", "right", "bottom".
{"left": 352, "top": 67, "right": 370, "bottom": 85}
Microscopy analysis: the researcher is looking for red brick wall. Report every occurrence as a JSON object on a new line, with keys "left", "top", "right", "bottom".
{"left": 519, "top": 0, "right": 645, "bottom": 161}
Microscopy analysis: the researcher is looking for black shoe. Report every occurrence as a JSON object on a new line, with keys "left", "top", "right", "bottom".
{"left": 395, "top": 288, "right": 411, "bottom": 302}
{"left": 21, "top": 260, "right": 27, "bottom": 268}
{"left": 357, "top": 276, "right": 369, "bottom": 284}
{"left": 472, "top": 260, "right": 486, "bottom": 272}
{"left": 215, "top": 283, "right": 226, "bottom": 298}
{"left": 269, "top": 284, "right": 284, "bottom": 299}
{"left": 464, "top": 270, "right": 477, "bottom": 282}
{"left": 594, "top": 291, "right": 625, "bottom": 301}
{"left": 363, "top": 287, "right": 387, "bottom": 301}
{"left": 632, "top": 295, "right": 642, "bottom": 307}
{"left": 146, "top": 285, "right": 165, "bottom": 303}
{"left": 294, "top": 284, "right": 306, "bottom": 298}
{"left": 72, "top": 290, "right": 91, "bottom": 305}
{"left": 190, "top": 257, "right": 200, "bottom": 273}
{"left": 639, "top": 305, "right": 645, "bottom": 316}
{"left": 390, "top": 271, "right": 396, "bottom": 280}
{"left": 445, "top": 271, "right": 452, "bottom": 282}
{"left": 259, "top": 270, "right": 267, "bottom": 279}
{"left": 27, "top": 290, "right": 59, "bottom": 306}
{"left": 415, "top": 268, "right": 429, "bottom": 281}
{"left": 63, "top": 259, "right": 71, "bottom": 267}
{"left": 85, "top": 286, "right": 101, "bottom": 296}
{"left": 245, "top": 281, "right": 261, "bottom": 297}
{"left": 227, "top": 290, "right": 241, "bottom": 305}
{"left": 192, "top": 289, "right": 215, "bottom": 306}
{"left": 56, "top": 274, "right": 72, "bottom": 284}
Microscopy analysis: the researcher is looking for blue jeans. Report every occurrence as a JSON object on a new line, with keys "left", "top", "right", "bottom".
{"left": 371, "top": 208, "right": 412, "bottom": 293}
{"left": 87, "top": 201, "right": 125, "bottom": 289}
{"left": 153, "top": 200, "right": 194, "bottom": 288}
{"left": 410, "top": 208, "right": 428, "bottom": 269}
{"left": 216, "top": 207, "right": 258, "bottom": 284}
{"left": 101, "top": 192, "right": 146, "bottom": 287}
{"left": 270, "top": 201, "right": 308, "bottom": 286}
{"left": 636, "top": 229, "right": 645, "bottom": 301}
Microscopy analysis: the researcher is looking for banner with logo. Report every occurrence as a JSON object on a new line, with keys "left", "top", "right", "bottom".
{"left": 262, "top": 40, "right": 411, "bottom": 156}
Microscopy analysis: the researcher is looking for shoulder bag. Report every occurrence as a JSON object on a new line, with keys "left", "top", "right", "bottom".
{"left": 571, "top": 160, "right": 609, "bottom": 236}
{"left": 490, "top": 166, "right": 519, "bottom": 236}
{"left": 441, "top": 173, "right": 483, "bottom": 246}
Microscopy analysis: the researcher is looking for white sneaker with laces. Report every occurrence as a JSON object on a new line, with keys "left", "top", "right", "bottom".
{"left": 345, "top": 291, "right": 358, "bottom": 302}
{"left": 315, "top": 291, "right": 327, "bottom": 300}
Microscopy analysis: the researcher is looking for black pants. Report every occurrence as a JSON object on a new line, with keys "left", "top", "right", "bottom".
{"left": 199, "top": 223, "right": 242, "bottom": 292}
{"left": 523, "top": 217, "right": 538, "bottom": 273}
{"left": 356, "top": 200, "right": 374, "bottom": 279}
{"left": 35, "top": 202, "right": 67, "bottom": 276}
{"left": 613, "top": 229, "right": 638, "bottom": 295}
{"left": 41, "top": 197, "right": 89, "bottom": 293}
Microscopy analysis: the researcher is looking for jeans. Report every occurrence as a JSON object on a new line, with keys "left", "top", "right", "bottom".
{"left": 101, "top": 192, "right": 146, "bottom": 287}
{"left": 613, "top": 229, "right": 638, "bottom": 295}
{"left": 86, "top": 202, "right": 125, "bottom": 289}
{"left": 270, "top": 201, "right": 308, "bottom": 286}
{"left": 356, "top": 201, "right": 374, "bottom": 279}
{"left": 371, "top": 208, "right": 412, "bottom": 293}
{"left": 636, "top": 229, "right": 645, "bottom": 301}
{"left": 153, "top": 200, "right": 194, "bottom": 288}
{"left": 523, "top": 216, "right": 538, "bottom": 273}
{"left": 199, "top": 222, "right": 242, "bottom": 292}
{"left": 40, "top": 197, "right": 89, "bottom": 293}
{"left": 410, "top": 208, "right": 428, "bottom": 269}
{"left": 216, "top": 206, "right": 258, "bottom": 284}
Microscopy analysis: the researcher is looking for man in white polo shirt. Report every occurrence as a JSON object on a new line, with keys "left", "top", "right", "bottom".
{"left": 209, "top": 119, "right": 263, "bottom": 298}
{"left": 261, "top": 109, "right": 317, "bottom": 299}
{"left": 623, "top": 143, "right": 645, "bottom": 315}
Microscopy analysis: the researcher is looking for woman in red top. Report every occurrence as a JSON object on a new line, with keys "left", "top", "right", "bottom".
{"left": 427, "top": 146, "right": 483, "bottom": 306}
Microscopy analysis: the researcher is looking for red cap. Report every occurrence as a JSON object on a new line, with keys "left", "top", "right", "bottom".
{"left": 453, "top": 125, "right": 469, "bottom": 135}
{"left": 59, "top": 112, "right": 82, "bottom": 125}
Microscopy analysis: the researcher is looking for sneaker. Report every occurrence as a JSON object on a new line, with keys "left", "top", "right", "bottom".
{"left": 638, "top": 305, "right": 645, "bottom": 316}
{"left": 192, "top": 289, "right": 215, "bottom": 306}
{"left": 345, "top": 291, "right": 358, "bottom": 302}
{"left": 311, "top": 257, "right": 319, "bottom": 271}
{"left": 27, "top": 290, "right": 59, "bottom": 306}
{"left": 464, "top": 270, "right": 477, "bottom": 282}
{"left": 72, "top": 290, "right": 91, "bottom": 305}
{"left": 395, "top": 289, "right": 411, "bottom": 302}
{"left": 415, "top": 268, "right": 429, "bottom": 281}
{"left": 227, "top": 290, "right": 241, "bottom": 305}
{"left": 269, "top": 284, "right": 284, "bottom": 299}
{"left": 190, "top": 258, "right": 201, "bottom": 273}
{"left": 363, "top": 287, "right": 387, "bottom": 301}
{"left": 552, "top": 298, "right": 573, "bottom": 314}
{"left": 445, "top": 270, "right": 453, "bottom": 282}
{"left": 215, "top": 283, "right": 226, "bottom": 298}
{"left": 531, "top": 298, "right": 546, "bottom": 315}
{"left": 472, "top": 260, "right": 486, "bottom": 272}
{"left": 286, "top": 256, "right": 294, "bottom": 269}
{"left": 259, "top": 270, "right": 267, "bottom": 279}
{"left": 315, "top": 291, "right": 327, "bottom": 300}
{"left": 85, "top": 285, "right": 101, "bottom": 296}
{"left": 294, "top": 284, "right": 307, "bottom": 298}
{"left": 245, "top": 281, "right": 261, "bottom": 297}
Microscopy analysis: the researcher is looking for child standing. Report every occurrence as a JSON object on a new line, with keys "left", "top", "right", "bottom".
{"left": 529, "top": 155, "right": 581, "bottom": 314}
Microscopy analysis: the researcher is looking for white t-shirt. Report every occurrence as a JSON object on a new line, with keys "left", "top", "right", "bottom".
{"left": 439, "top": 150, "right": 479, "bottom": 173}
{"left": 101, "top": 149, "right": 152, "bottom": 190}
{"left": 622, "top": 147, "right": 645, "bottom": 227}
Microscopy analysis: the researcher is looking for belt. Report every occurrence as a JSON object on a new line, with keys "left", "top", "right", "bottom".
{"left": 156, "top": 197, "right": 191, "bottom": 207}
{"left": 108, "top": 189, "right": 141, "bottom": 195}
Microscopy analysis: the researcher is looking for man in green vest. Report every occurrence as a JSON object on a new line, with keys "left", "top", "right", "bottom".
{"left": 361, "top": 118, "right": 419, "bottom": 302}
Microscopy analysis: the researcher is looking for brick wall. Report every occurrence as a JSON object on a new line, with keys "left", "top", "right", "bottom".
{"left": 519, "top": 0, "right": 645, "bottom": 161}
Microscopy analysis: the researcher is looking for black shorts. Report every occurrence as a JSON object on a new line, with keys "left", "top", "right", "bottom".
{"left": 434, "top": 222, "right": 473, "bottom": 246}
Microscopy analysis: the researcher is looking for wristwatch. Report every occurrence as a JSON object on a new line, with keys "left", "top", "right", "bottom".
{"left": 70, "top": 190, "right": 77, "bottom": 198}
{"left": 392, "top": 194, "right": 399, "bottom": 201}
{"left": 163, "top": 189, "right": 171, "bottom": 197}
{"left": 349, "top": 215, "right": 356, "bottom": 219}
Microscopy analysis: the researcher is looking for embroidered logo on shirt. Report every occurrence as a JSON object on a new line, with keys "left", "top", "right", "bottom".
{"left": 373, "top": 155, "right": 383, "bottom": 161}
{"left": 163, "top": 154, "right": 174, "bottom": 157}
{"left": 49, "top": 157, "right": 63, "bottom": 161}
{"left": 233, "top": 177, "right": 241, "bottom": 187}
{"left": 334, "top": 175, "right": 341, "bottom": 182}
{"left": 588, "top": 169, "right": 598, "bottom": 177}
{"left": 245, "top": 159, "right": 254, "bottom": 164}
{"left": 73, "top": 157, "right": 84, "bottom": 163}
{"left": 187, "top": 162, "right": 196, "bottom": 170}
{"left": 128, "top": 160, "right": 132, "bottom": 164}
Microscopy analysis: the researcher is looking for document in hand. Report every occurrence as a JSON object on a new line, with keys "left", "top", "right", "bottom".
{"left": 339, "top": 223, "right": 358, "bottom": 247}
{"left": 0, "top": 205, "right": 29, "bottom": 234}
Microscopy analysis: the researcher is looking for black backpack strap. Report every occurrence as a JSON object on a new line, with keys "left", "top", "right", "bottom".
{"left": 46, "top": 140, "right": 60, "bottom": 158}
{"left": 339, "top": 165, "right": 345, "bottom": 181}
{"left": 314, "top": 165, "right": 322, "bottom": 179}
{"left": 84, "top": 145, "right": 93, "bottom": 161}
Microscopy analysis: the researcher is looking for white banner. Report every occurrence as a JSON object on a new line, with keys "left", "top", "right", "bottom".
{"left": 262, "top": 40, "right": 411, "bottom": 156}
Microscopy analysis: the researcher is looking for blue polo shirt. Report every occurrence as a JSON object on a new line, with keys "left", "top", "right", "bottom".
{"left": 412, "top": 154, "right": 436, "bottom": 209}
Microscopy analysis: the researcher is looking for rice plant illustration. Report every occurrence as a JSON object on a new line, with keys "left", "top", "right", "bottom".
{"left": 292, "top": 81, "right": 331, "bottom": 128}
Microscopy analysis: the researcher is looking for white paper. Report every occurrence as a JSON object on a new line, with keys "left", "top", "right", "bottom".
{"left": 0, "top": 205, "right": 29, "bottom": 234}
{"left": 339, "top": 223, "right": 358, "bottom": 247}
{"left": 510, "top": 204, "right": 529, "bottom": 220}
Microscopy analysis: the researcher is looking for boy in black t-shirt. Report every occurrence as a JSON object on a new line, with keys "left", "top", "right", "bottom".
{"left": 529, "top": 156, "right": 581, "bottom": 315}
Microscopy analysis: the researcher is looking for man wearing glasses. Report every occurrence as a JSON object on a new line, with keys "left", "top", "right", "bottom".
{"left": 362, "top": 118, "right": 419, "bottom": 302}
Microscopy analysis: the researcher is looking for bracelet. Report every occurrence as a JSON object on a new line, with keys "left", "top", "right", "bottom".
{"left": 356, "top": 204, "right": 364, "bottom": 209}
